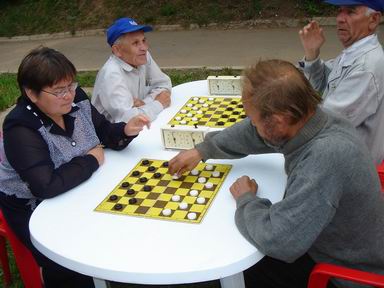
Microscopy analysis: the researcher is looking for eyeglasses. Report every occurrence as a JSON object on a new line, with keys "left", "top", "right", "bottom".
{"left": 41, "top": 82, "right": 78, "bottom": 98}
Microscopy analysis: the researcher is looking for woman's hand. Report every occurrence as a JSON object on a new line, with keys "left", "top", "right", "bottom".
{"left": 87, "top": 145, "right": 105, "bottom": 166}
{"left": 124, "top": 114, "right": 151, "bottom": 136}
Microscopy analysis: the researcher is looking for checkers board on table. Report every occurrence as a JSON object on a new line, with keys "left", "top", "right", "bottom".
{"left": 95, "top": 159, "right": 232, "bottom": 223}
{"left": 168, "top": 96, "right": 246, "bottom": 128}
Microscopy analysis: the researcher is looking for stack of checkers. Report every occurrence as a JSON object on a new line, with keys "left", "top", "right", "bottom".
{"left": 168, "top": 96, "right": 246, "bottom": 128}
{"left": 95, "top": 159, "right": 232, "bottom": 223}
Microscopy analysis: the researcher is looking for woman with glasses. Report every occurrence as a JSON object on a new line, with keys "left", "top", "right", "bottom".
{"left": 0, "top": 47, "right": 150, "bottom": 287}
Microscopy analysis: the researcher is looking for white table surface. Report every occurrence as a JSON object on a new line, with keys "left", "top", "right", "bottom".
{"left": 29, "top": 80, "right": 286, "bottom": 286}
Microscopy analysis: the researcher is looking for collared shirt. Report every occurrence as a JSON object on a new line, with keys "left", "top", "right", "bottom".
{"left": 92, "top": 52, "right": 172, "bottom": 123}
{"left": 338, "top": 34, "right": 375, "bottom": 67}
{"left": 300, "top": 34, "right": 384, "bottom": 164}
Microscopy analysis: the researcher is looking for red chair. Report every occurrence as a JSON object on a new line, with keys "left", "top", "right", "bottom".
{"left": 308, "top": 164, "right": 384, "bottom": 288}
{"left": 0, "top": 210, "right": 42, "bottom": 288}
{"left": 0, "top": 216, "right": 12, "bottom": 287}
{"left": 308, "top": 263, "right": 384, "bottom": 288}
{"left": 0, "top": 131, "right": 42, "bottom": 287}
{"left": 377, "top": 162, "right": 384, "bottom": 191}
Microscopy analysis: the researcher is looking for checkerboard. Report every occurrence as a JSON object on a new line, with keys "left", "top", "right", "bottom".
{"left": 95, "top": 159, "right": 232, "bottom": 223}
{"left": 168, "top": 96, "right": 246, "bottom": 128}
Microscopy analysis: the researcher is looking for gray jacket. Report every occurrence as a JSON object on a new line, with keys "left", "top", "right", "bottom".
{"left": 196, "top": 109, "right": 384, "bottom": 288}
{"left": 300, "top": 35, "right": 384, "bottom": 164}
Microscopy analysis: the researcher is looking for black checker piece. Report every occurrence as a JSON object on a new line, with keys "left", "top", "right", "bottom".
{"left": 132, "top": 171, "right": 140, "bottom": 176}
{"left": 126, "top": 189, "right": 135, "bottom": 195}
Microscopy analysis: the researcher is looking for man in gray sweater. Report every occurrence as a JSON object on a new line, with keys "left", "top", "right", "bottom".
{"left": 168, "top": 59, "right": 384, "bottom": 288}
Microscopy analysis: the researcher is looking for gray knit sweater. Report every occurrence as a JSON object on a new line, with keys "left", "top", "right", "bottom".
{"left": 196, "top": 108, "right": 384, "bottom": 288}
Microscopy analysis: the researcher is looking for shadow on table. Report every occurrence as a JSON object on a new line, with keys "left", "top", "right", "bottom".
{"left": 111, "top": 280, "right": 221, "bottom": 288}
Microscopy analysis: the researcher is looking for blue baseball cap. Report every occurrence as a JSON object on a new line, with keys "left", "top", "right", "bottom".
{"left": 107, "top": 17, "right": 153, "bottom": 46}
{"left": 324, "top": 0, "right": 384, "bottom": 12}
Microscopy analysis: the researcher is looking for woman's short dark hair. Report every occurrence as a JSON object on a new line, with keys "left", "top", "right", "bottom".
{"left": 17, "top": 47, "right": 76, "bottom": 97}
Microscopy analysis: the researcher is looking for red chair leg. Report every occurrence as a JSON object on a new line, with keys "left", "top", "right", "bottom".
{"left": 0, "top": 235, "right": 12, "bottom": 287}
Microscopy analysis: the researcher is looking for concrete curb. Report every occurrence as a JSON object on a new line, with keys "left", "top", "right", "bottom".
{"left": 0, "top": 17, "right": 337, "bottom": 43}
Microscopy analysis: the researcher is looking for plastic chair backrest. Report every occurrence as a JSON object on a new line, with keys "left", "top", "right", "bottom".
{"left": 0, "top": 210, "right": 42, "bottom": 288}
{"left": 308, "top": 263, "right": 384, "bottom": 288}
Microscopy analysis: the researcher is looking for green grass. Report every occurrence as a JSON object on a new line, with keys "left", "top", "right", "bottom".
{"left": 0, "top": 0, "right": 336, "bottom": 37}
{"left": 2, "top": 242, "right": 22, "bottom": 288}
{"left": 0, "top": 68, "right": 242, "bottom": 112}
{"left": 0, "top": 74, "right": 19, "bottom": 111}
{"left": 301, "top": 0, "right": 332, "bottom": 16}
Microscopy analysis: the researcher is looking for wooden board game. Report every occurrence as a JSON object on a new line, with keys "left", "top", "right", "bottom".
{"left": 168, "top": 96, "right": 246, "bottom": 128}
{"left": 95, "top": 159, "right": 232, "bottom": 223}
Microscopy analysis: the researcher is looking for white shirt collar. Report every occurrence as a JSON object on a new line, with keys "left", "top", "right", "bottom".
{"left": 343, "top": 34, "right": 376, "bottom": 54}
{"left": 339, "top": 34, "right": 377, "bottom": 66}
{"left": 110, "top": 54, "right": 135, "bottom": 72}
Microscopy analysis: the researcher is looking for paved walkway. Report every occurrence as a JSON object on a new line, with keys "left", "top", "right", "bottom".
{"left": 4, "top": 26, "right": 384, "bottom": 73}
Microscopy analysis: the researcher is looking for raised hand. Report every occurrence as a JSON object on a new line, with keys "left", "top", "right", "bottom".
{"left": 124, "top": 114, "right": 151, "bottom": 136}
{"left": 299, "top": 20, "right": 325, "bottom": 61}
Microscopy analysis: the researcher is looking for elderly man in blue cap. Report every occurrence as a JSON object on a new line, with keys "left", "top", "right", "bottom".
{"left": 92, "top": 17, "right": 172, "bottom": 123}
{"left": 299, "top": 0, "right": 384, "bottom": 164}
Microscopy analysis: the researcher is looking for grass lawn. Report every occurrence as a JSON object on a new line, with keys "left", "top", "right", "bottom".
{"left": 0, "top": 0, "right": 335, "bottom": 37}
{"left": 0, "top": 68, "right": 241, "bottom": 287}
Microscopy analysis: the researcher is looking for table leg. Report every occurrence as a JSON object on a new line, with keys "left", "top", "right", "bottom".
{"left": 220, "top": 272, "right": 245, "bottom": 288}
{"left": 93, "top": 278, "right": 110, "bottom": 288}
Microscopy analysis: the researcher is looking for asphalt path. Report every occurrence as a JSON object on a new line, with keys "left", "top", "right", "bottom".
{"left": 3, "top": 26, "right": 383, "bottom": 72}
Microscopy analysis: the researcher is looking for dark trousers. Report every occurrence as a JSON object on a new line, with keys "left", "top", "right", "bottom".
{"left": 244, "top": 254, "right": 337, "bottom": 288}
{"left": 0, "top": 193, "right": 95, "bottom": 288}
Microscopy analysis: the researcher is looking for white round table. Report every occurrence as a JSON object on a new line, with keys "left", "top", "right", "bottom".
{"left": 29, "top": 80, "right": 286, "bottom": 287}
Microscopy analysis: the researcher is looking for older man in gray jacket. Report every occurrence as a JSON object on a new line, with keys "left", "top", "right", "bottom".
{"left": 299, "top": 0, "right": 384, "bottom": 164}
